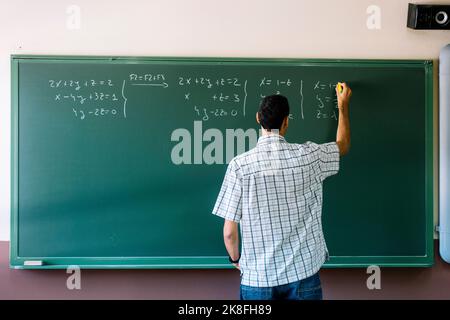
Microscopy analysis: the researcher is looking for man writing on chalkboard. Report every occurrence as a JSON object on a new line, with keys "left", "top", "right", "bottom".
{"left": 212, "top": 83, "right": 352, "bottom": 300}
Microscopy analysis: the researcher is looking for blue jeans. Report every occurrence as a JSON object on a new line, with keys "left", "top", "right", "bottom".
{"left": 240, "top": 272, "right": 323, "bottom": 300}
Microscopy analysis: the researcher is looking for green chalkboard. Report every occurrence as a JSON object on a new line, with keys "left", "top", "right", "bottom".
{"left": 10, "top": 56, "right": 434, "bottom": 269}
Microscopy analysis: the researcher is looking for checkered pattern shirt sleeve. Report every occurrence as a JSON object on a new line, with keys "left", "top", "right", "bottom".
{"left": 212, "top": 159, "right": 243, "bottom": 222}
{"left": 312, "top": 142, "right": 340, "bottom": 180}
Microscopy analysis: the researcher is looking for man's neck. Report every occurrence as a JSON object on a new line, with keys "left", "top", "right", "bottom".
{"left": 260, "top": 128, "right": 285, "bottom": 137}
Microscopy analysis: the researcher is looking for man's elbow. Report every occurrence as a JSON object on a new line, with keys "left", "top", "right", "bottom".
{"left": 224, "top": 232, "right": 236, "bottom": 242}
{"left": 224, "top": 229, "right": 237, "bottom": 242}
{"left": 337, "top": 140, "right": 350, "bottom": 156}
{"left": 223, "top": 221, "right": 238, "bottom": 241}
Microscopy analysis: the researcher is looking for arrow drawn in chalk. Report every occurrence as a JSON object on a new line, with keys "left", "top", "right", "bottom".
{"left": 130, "top": 82, "right": 169, "bottom": 88}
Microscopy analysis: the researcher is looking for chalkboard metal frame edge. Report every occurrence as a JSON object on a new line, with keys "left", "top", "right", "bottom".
{"left": 10, "top": 54, "right": 432, "bottom": 68}
{"left": 10, "top": 257, "right": 433, "bottom": 270}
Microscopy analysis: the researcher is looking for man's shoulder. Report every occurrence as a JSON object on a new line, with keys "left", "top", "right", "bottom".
{"left": 229, "top": 148, "right": 257, "bottom": 167}
{"left": 229, "top": 140, "right": 332, "bottom": 166}
{"left": 230, "top": 141, "right": 312, "bottom": 165}
{"left": 283, "top": 140, "right": 319, "bottom": 154}
{"left": 233, "top": 141, "right": 314, "bottom": 158}
{"left": 290, "top": 141, "right": 336, "bottom": 154}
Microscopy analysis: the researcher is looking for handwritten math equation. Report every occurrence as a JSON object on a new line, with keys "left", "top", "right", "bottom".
{"left": 181, "top": 76, "right": 339, "bottom": 122}
{"left": 47, "top": 73, "right": 340, "bottom": 122}
{"left": 178, "top": 75, "right": 248, "bottom": 122}
{"left": 313, "top": 81, "right": 339, "bottom": 120}
{"left": 48, "top": 78, "right": 127, "bottom": 120}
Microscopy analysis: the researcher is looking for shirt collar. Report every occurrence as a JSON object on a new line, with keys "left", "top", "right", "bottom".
{"left": 257, "top": 133, "right": 286, "bottom": 145}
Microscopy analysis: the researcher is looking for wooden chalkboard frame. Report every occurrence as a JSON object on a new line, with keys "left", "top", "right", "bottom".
{"left": 10, "top": 55, "right": 434, "bottom": 269}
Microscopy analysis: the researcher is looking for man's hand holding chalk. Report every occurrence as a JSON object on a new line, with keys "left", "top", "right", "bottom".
{"left": 336, "top": 82, "right": 352, "bottom": 111}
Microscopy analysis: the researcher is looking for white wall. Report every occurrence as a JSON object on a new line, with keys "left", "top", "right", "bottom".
{"left": 1, "top": 0, "right": 449, "bottom": 241}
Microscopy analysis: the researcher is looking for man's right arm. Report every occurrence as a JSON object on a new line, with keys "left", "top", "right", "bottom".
{"left": 335, "top": 82, "right": 352, "bottom": 156}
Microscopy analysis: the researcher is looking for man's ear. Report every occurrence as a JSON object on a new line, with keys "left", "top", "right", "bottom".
{"left": 282, "top": 116, "right": 289, "bottom": 129}
{"left": 256, "top": 112, "right": 260, "bottom": 124}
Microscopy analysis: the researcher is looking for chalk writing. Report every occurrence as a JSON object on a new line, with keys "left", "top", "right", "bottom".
{"left": 194, "top": 106, "right": 239, "bottom": 121}
{"left": 313, "top": 80, "right": 338, "bottom": 121}
{"left": 72, "top": 107, "right": 118, "bottom": 120}
{"left": 49, "top": 79, "right": 114, "bottom": 88}
{"left": 129, "top": 73, "right": 168, "bottom": 88}
{"left": 46, "top": 74, "right": 339, "bottom": 123}
{"left": 48, "top": 79, "right": 127, "bottom": 120}
{"left": 178, "top": 75, "right": 248, "bottom": 120}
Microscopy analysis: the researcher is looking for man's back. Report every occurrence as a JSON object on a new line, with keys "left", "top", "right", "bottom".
{"left": 213, "top": 134, "right": 340, "bottom": 287}
{"left": 213, "top": 86, "right": 351, "bottom": 299}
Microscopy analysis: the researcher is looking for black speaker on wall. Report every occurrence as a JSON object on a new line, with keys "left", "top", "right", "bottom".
{"left": 407, "top": 3, "right": 450, "bottom": 29}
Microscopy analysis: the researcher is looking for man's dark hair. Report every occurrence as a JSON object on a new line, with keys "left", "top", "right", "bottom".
{"left": 258, "top": 95, "right": 290, "bottom": 130}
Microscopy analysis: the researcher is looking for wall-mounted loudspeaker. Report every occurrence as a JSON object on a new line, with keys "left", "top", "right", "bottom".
{"left": 407, "top": 3, "right": 450, "bottom": 29}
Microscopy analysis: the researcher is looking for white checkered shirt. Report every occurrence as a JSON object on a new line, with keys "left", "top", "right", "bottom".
{"left": 212, "top": 134, "right": 340, "bottom": 287}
